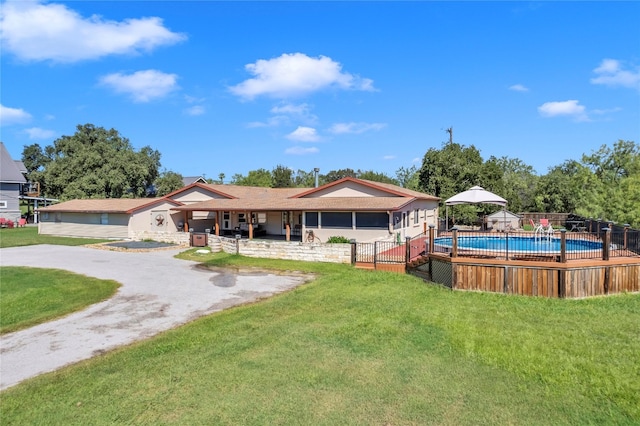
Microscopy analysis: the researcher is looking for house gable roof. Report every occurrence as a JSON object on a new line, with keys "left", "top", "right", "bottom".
{"left": 0, "top": 142, "right": 27, "bottom": 184}
{"left": 38, "top": 198, "right": 182, "bottom": 214}
{"left": 164, "top": 182, "right": 238, "bottom": 200}
{"left": 181, "top": 176, "right": 207, "bottom": 186}
{"left": 291, "top": 177, "right": 439, "bottom": 200}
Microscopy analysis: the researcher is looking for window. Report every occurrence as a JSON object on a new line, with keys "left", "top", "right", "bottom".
{"left": 101, "top": 213, "right": 108, "bottom": 225}
{"left": 392, "top": 212, "right": 402, "bottom": 229}
{"left": 238, "top": 213, "right": 246, "bottom": 223}
{"left": 356, "top": 212, "right": 388, "bottom": 229}
{"left": 322, "top": 212, "right": 352, "bottom": 228}
{"left": 414, "top": 209, "right": 419, "bottom": 224}
{"left": 252, "top": 212, "right": 266, "bottom": 224}
{"left": 0, "top": 200, "right": 7, "bottom": 209}
{"left": 305, "top": 212, "right": 318, "bottom": 228}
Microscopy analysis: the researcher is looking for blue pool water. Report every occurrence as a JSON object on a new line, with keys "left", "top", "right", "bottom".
{"left": 434, "top": 235, "right": 602, "bottom": 253}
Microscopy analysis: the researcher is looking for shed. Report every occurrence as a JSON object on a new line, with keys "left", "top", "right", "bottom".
{"left": 486, "top": 210, "right": 521, "bottom": 231}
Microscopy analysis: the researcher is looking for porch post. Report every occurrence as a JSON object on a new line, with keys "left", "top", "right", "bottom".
{"left": 285, "top": 221, "right": 291, "bottom": 242}
{"left": 215, "top": 211, "right": 220, "bottom": 236}
{"left": 183, "top": 211, "right": 189, "bottom": 232}
{"left": 248, "top": 211, "right": 254, "bottom": 239}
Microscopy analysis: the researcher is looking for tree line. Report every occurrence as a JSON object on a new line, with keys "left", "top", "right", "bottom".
{"left": 21, "top": 123, "right": 639, "bottom": 227}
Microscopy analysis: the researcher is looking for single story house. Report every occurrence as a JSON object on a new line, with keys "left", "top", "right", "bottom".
{"left": 38, "top": 177, "right": 440, "bottom": 242}
{"left": 485, "top": 210, "right": 521, "bottom": 231}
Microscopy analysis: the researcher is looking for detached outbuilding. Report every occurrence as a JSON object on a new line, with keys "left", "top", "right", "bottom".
{"left": 485, "top": 210, "right": 521, "bottom": 231}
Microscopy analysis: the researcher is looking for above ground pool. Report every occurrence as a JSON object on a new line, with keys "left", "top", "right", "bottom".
{"left": 434, "top": 235, "right": 602, "bottom": 254}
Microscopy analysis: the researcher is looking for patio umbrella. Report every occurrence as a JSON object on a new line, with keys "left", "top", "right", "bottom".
{"left": 444, "top": 186, "right": 507, "bottom": 230}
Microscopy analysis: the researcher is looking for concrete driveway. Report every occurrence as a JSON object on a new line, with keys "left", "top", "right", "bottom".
{"left": 0, "top": 245, "right": 310, "bottom": 391}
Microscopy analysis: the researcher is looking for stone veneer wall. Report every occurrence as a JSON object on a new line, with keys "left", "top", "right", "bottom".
{"left": 129, "top": 232, "right": 352, "bottom": 264}
{"left": 131, "top": 230, "right": 191, "bottom": 246}
{"left": 216, "top": 236, "right": 352, "bottom": 264}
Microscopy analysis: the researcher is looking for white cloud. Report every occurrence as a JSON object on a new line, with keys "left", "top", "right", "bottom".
{"left": 411, "top": 157, "right": 421, "bottom": 164}
{"left": 0, "top": 104, "right": 32, "bottom": 126}
{"left": 286, "top": 126, "right": 320, "bottom": 142}
{"left": 0, "top": 1, "right": 186, "bottom": 63}
{"left": 184, "top": 105, "right": 205, "bottom": 116}
{"left": 99, "top": 70, "right": 179, "bottom": 102}
{"left": 24, "top": 127, "right": 56, "bottom": 139}
{"left": 509, "top": 84, "right": 529, "bottom": 92}
{"left": 229, "top": 53, "right": 375, "bottom": 100}
{"left": 590, "top": 59, "right": 640, "bottom": 90}
{"left": 285, "top": 146, "right": 319, "bottom": 155}
{"left": 383, "top": 155, "right": 396, "bottom": 160}
{"left": 538, "top": 100, "right": 589, "bottom": 121}
{"left": 328, "top": 122, "right": 387, "bottom": 134}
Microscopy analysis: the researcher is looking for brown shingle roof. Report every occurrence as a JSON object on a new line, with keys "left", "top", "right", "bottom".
{"left": 38, "top": 198, "right": 179, "bottom": 213}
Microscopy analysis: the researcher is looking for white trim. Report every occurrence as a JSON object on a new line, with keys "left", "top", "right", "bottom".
{"left": 0, "top": 200, "right": 7, "bottom": 209}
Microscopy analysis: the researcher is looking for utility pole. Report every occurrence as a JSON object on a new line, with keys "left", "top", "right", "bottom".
{"left": 445, "top": 127, "right": 453, "bottom": 144}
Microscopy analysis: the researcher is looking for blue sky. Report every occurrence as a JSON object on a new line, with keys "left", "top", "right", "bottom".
{"left": 1, "top": 1, "right": 639, "bottom": 182}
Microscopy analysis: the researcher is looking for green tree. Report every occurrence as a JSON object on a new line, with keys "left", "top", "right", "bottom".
{"left": 272, "top": 165, "right": 294, "bottom": 188}
{"left": 356, "top": 169, "right": 398, "bottom": 185}
{"left": 231, "top": 168, "right": 272, "bottom": 187}
{"left": 154, "top": 171, "right": 184, "bottom": 197}
{"left": 33, "top": 124, "right": 161, "bottom": 200}
{"left": 321, "top": 168, "right": 357, "bottom": 184}
{"left": 395, "top": 165, "right": 420, "bottom": 190}
{"left": 21, "top": 143, "right": 52, "bottom": 193}
{"left": 418, "top": 142, "right": 489, "bottom": 224}
{"left": 293, "top": 169, "right": 315, "bottom": 187}
{"left": 493, "top": 156, "right": 538, "bottom": 213}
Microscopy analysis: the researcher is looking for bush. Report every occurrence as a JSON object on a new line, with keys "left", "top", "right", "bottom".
{"left": 326, "top": 236, "right": 351, "bottom": 243}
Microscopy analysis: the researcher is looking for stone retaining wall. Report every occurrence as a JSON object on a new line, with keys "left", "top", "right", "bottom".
{"left": 217, "top": 236, "right": 352, "bottom": 263}
{"left": 129, "top": 232, "right": 352, "bottom": 263}
{"left": 131, "top": 231, "right": 191, "bottom": 246}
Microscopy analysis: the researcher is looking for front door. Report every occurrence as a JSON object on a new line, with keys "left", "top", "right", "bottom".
{"left": 222, "top": 211, "right": 231, "bottom": 230}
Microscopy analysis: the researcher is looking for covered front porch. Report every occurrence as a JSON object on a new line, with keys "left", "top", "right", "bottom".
{"left": 174, "top": 208, "right": 304, "bottom": 242}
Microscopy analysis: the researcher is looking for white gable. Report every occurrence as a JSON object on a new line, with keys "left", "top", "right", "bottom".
{"left": 303, "top": 181, "right": 399, "bottom": 198}
{"left": 169, "top": 186, "right": 230, "bottom": 204}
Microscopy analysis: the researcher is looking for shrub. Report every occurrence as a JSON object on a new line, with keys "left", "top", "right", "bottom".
{"left": 326, "top": 236, "right": 351, "bottom": 243}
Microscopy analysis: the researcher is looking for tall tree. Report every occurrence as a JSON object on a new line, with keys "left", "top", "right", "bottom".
{"left": 395, "top": 165, "right": 420, "bottom": 190}
{"left": 321, "top": 168, "right": 357, "bottom": 184}
{"left": 154, "top": 171, "right": 184, "bottom": 197}
{"left": 231, "top": 168, "right": 272, "bottom": 187}
{"left": 28, "top": 124, "right": 161, "bottom": 200}
{"left": 357, "top": 169, "right": 398, "bottom": 185}
{"left": 272, "top": 165, "right": 294, "bottom": 188}
{"left": 492, "top": 156, "right": 538, "bottom": 213}
{"left": 293, "top": 169, "right": 315, "bottom": 187}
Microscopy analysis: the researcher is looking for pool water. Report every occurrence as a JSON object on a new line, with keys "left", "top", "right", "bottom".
{"left": 434, "top": 235, "right": 602, "bottom": 253}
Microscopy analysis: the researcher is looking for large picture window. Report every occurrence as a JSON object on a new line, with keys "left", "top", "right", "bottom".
{"left": 322, "top": 212, "right": 352, "bottom": 228}
{"left": 305, "top": 212, "right": 318, "bottom": 227}
{"left": 356, "top": 212, "right": 388, "bottom": 229}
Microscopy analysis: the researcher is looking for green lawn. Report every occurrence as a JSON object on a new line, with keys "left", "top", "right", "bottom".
{"left": 1, "top": 251, "right": 639, "bottom": 424}
{"left": 0, "top": 267, "right": 120, "bottom": 334}
{"left": 0, "top": 226, "right": 110, "bottom": 248}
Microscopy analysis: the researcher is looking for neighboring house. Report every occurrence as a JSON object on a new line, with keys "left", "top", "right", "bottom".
{"left": 38, "top": 198, "right": 183, "bottom": 239}
{"left": 486, "top": 210, "right": 521, "bottom": 231}
{"left": 0, "top": 142, "right": 27, "bottom": 222}
{"left": 182, "top": 176, "right": 207, "bottom": 186}
{"left": 38, "top": 177, "right": 440, "bottom": 242}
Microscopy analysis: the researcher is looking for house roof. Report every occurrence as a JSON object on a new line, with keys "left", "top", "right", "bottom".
{"left": 0, "top": 142, "right": 27, "bottom": 184}
{"left": 172, "top": 196, "right": 415, "bottom": 212}
{"left": 38, "top": 198, "right": 182, "bottom": 214}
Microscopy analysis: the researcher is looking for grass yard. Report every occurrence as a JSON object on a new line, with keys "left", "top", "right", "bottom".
{"left": 1, "top": 251, "right": 639, "bottom": 424}
{"left": 0, "top": 267, "right": 120, "bottom": 334}
{"left": 0, "top": 226, "right": 110, "bottom": 248}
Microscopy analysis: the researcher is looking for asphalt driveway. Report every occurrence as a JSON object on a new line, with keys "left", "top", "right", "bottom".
{"left": 0, "top": 245, "right": 310, "bottom": 391}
